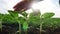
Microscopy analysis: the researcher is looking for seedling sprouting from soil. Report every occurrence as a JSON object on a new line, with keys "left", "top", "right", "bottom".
{"left": 29, "top": 9, "right": 55, "bottom": 34}
{"left": 0, "top": 9, "right": 60, "bottom": 34}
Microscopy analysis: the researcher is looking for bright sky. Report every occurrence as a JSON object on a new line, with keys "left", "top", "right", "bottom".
{"left": 0, "top": 0, "right": 60, "bottom": 17}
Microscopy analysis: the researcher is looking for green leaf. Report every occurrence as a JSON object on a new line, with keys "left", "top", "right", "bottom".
{"left": 29, "top": 11, "right": 41, "bottom": 25}
{"left": 8, "top": 10, "right": 19, "bottom": 18}
{"left": 21, "top": 12, "right": 28, "bottom": 17}
{"left": 23, "top": 22, "right": 28, "bottom": 30}
{"left": 3, "top": 14, "right": 15, "bottom": 23}
{"left": 41, "top": 12, "right": 55, "bottom": 18}
{"left": 0, "top": 14, "right": 4, "bottom": 30}
{"left": 18, "top": 17, "right": 26, "bottom": 24}
{"left": 0, "top": 14, "right": 4, "bottom": 20}
{"left": 42, "top": 18, "right": 60, "bottom": 30}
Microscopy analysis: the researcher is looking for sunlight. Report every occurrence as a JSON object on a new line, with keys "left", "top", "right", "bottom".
{"left": 0, "top": 0, "right": 60, "bottom": 17}
{"left": 26, "top": 0, "right": 60, "bottom": 17}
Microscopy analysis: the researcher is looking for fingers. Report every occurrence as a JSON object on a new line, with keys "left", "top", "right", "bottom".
{"left": 13, "top": 1, "right": 24, "bottom": 9}
{"left": 13, "top": 0, "right": 31, "bottom": 12}
{"left": 14, "top": 7, "right": 30, "bottom": 13}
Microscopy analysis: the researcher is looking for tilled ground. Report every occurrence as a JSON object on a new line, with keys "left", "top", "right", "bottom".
{"left": 0, "top": 23, "right": 60, "bottom": 34}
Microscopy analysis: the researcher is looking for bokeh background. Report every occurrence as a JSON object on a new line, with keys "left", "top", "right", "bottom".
{"left": 0, "top": 0, "right": 60, "bottom": 17}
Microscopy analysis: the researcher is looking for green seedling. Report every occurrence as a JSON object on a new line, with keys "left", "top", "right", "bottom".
{"left": 29, "top": 9, "right": 55, "bottom": 34}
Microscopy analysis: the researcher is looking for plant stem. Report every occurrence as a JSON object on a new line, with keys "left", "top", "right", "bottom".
{"left": 19, "top": 22, "right": 21, "bottom": 34}
{"left": 40, "top": 22, "right": 43, "bottom": 34}
{"left": 25, "top": 30, "right": 27, "bottom": 34}
{"left": 17, "top": 20, "right": 21, "bottom": 34}
{"left": 0, "top": 21, "right": 2, "bottom": 31}
{"left": 25, "top": 17, "right": 28, "bottom": 34}
{"left": 40, "top": 16, "right": 43, "bottom": 34}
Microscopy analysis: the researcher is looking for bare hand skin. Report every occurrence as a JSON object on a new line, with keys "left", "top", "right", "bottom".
{"left": 13, "top": 0, "right": 43, "bottom": 13}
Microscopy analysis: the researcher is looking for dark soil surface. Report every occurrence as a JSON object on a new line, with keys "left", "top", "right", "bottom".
{"left": 0, "top": 23, "right": 60, "bottom": 34}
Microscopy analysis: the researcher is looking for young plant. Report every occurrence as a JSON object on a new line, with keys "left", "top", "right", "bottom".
{"left": 40, "top": 12, "right": 55, "bottom": 34}
{"left": 19, "top": 12, "right": 28, "bottom": 34}
{"left": 8, "top": 10, "right": 22, "bottom": 34}
{"left": 43, "top": 18, "right": 60, "bottom": 32}
{"left": 3, "top": 14, "right": 17, "bottom": 34}
{"left": 8, "top": 10, "right": 28, "bottom": 34}
{"left": 29, "top": 9, "right": 55, "bottom": 34}
{"left": 0, "top": 14, "right": 4, "bottom": 31}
